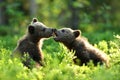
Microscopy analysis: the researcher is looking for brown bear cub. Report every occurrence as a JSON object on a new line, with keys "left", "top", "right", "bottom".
{"left": 12, "top": 18, "right": 54, "bottom": 68}
{"left": 53, "top": 28, "right": 109, "bottom": 68}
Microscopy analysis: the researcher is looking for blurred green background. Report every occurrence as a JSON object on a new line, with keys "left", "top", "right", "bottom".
{"left": 0, "top": 0, "right": 120, "bottom": 41}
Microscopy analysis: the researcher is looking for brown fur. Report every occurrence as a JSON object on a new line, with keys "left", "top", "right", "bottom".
{"left": 12, "top": 18, "right": 54, "bottom": 68}
{"left": 53, "top": 28, "right": 109, "bottom": 68}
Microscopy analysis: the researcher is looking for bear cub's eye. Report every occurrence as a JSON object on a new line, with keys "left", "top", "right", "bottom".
{"left": 61, "top": 30, "right": 65, "bottom": 33}
{"left": 42, "top": 28, "right": 46, "bottom": 32}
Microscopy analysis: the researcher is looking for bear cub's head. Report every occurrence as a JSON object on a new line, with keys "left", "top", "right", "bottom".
{"left": 53, "top": 28, "right": 81, "bottom": 43}
{"left": 28, "top": 18, "right": 54, "bottom": 38}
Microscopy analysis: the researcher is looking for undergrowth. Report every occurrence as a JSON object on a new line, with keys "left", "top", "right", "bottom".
{"left": 0, "top": 34, "right": 120, "bottom": 80}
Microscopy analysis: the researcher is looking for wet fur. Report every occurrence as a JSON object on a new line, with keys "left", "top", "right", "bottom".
{"left": 54, "top": 28, "right": 109, "bottom": 68}
{"left": 12, "top": 18, "right": 53, "bottom": 68}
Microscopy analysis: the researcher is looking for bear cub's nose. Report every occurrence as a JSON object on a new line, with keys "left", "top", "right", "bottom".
{"left": 52, "top": 29, "right": 57, "bottom": 32}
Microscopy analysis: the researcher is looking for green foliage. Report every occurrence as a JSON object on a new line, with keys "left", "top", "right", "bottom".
{"left": 0, "top": 32, "right": 120, "bottom": 80}
{"left": 3, "top": 0, "right": 26, "bottom": 25}
{"left": 1, "top": 0, "right": 119, "bottom": 36}
{"left": 0, "top": 0, "right": 120, "bottom": 79}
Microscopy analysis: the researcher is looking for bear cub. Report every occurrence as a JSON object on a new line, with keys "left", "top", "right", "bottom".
{"left": 12, "top": 18, "right": 54, "bottom": 68}
{"left": 53, "top": 28, "right": 109, "bottom": 68}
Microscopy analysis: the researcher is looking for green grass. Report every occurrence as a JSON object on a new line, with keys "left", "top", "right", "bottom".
{"left": 0, "top": 30, "right": 120, "bottom": 80}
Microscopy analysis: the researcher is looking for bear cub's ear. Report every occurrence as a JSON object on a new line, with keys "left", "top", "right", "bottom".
{"left": 73, "top": 30, "right": 81, "bottom": 38}
{"left": 28, "top": 25, "right": 35, "bottom": 34}
{"left": 31, "top": 18, "right": 38, "bottom": 23}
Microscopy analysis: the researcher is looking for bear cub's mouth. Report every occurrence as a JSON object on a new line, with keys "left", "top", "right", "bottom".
{"left": 52, "top": 32, "right": 59, "bottom": 41}
{"left": 52, "top": 32, "right": 58, "bottom": 38}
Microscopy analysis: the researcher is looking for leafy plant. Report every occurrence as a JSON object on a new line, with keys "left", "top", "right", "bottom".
{"left": 0, "top": 29, "right": 120, "bottom": 80}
